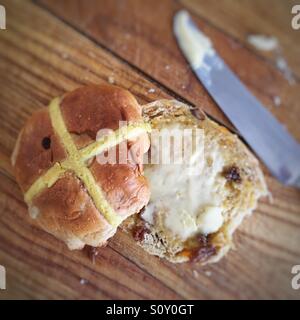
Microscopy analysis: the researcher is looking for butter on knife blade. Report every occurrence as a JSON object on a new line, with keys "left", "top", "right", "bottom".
{"left": 173, "top": 10, "right": 300, "bottom": 188}
{"left": 174, "top": 10, "right": 215, "bottom": 69}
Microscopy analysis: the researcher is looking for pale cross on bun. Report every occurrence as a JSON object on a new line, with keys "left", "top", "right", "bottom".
{"left": 124, "top": 100, "right": 268, "bottom": 264}
{"left": 12, "top": 85, "right": 151, "bottom": 250}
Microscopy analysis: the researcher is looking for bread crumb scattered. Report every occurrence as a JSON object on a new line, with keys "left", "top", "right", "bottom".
{"left": 273, "top": 96, "right": 281, "bottom": 107}
{"left": 80, "top": 278, "right": 88, "bottom": 285}
{"left": 276, "top": 57, "right": 295, "bottom": 85}
{"left": 29, "top": 206, "right": 39, "bottom": 219}
{"left": 247, "top": 34, "right": 278, "bottom": 51}
{"left": 86, "top": 246, "right": 100, "bottom": 264}
{"left": 108, "top": 75, "right": 115, "bottom": 84}
{"left": 193, "top": 270, "right": 199, "bottom": 278}
{"left": 204, "top": 270, "right": 212, "bottom": 277}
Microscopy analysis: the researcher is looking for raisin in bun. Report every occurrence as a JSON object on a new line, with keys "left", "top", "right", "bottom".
{"left": 124, "top": 100, "right": 268, "bottom": 264}
{"left": 12, "top": 84, "right": 151, "bottom": 250}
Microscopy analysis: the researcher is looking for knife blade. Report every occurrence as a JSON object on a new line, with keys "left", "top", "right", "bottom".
{"left": 174, "top": 10, "right": 300, "bottom": 188}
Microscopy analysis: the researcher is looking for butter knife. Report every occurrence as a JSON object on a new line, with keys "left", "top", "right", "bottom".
{"left": 173, "top": 10, "right": 300, "bottom": 188}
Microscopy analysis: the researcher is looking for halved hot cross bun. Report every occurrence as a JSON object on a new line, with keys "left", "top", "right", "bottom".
{"left": 124, "top": 99, "right": 268, "bottom": 264}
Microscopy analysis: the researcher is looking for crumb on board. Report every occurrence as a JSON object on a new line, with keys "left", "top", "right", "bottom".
{"left": 108, "top": 75, "right": 115, "bottom": 84}
{"left": 276, "top": 57, "right": 295, "bottom": 85}
{"left": 204, "top": 270, "right": 212, "bottom": 277}
{"left": 193, "top": 270, "right": 199, "bottom": 278}
{"left": 86, "top": 246, "right": 100, "bottom": 264}
{"left": 80, "top": 278, "right": 88, "bottom": 285}
{"left": 247, "top": 34, "right": 278, "bottom": 51}
{"left": 273, "top": 96, "right": 281, "bottom": 107}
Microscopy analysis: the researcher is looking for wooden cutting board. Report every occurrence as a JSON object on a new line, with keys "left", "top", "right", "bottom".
{"left": 0, "top": 0, "right": 299, "bottom": 299}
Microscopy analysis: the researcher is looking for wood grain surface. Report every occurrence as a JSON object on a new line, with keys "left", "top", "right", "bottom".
{"left": 0, "top": 0, "right": 299, "bottom": 299}
{"left": 39, "top": 0, "right": 300, "bottom": 141}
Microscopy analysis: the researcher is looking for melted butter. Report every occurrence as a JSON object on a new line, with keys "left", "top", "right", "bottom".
{"left": 174, "top": 10, "right": 214, "bottom": 69}
{"left": 143, "top": 122, "right": 225, "bottom": 240}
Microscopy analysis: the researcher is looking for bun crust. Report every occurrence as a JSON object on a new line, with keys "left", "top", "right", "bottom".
{"left": 32, "top": 172, "right": 114, "bottom": 250}
{"left": 61, "top": 85, "right": 149, "bottom": 150}
{"left": 12, "top": 109, "right": 67, "bottom": 192}
{"left": 124, "top": 99, "right": 268, "bottom": 264}
{"left": 12, "top": 85, "right": 151, "bottom": 249}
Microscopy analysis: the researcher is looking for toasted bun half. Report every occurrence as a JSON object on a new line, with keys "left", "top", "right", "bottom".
{"left": 12, "top": 84, "right": 151, "bottom": 250}
{"left": 124, "top": 100, "right": 268, "bottom": 264}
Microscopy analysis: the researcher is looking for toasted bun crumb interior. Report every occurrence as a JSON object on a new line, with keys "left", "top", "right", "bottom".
{"left": 124, "top": 100, "right": 268, "bottom": 264}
